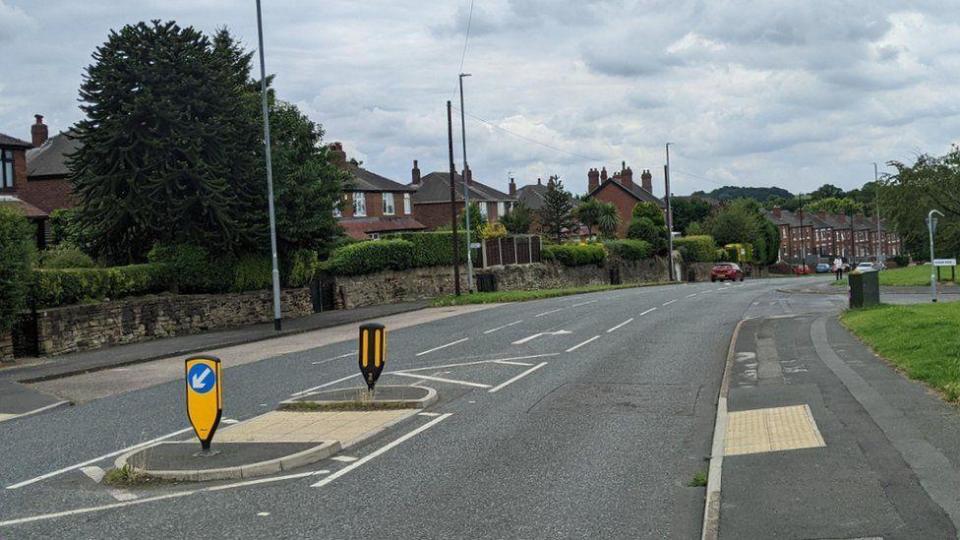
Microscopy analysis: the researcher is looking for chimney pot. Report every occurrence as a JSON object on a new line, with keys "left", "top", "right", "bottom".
{"left": 621, "top": 166, "right": 634, "bottom": 188}
{"left": 328, "top": 142, "right": 347, "bottom": 167}
{"left": 31, "top": 114, "right": 48, "bottom": 147}
{"left": 537, "top": 177, "right": 542, "bottom": 185}
{"left": 412, "top": 159, "right": 421, "bottom": 184}
{"left": 600, "top": 167, "right": 608, "bottom": 181}
{"left": 640, "top": 169, "right": 652, "bottom": 193}
{"left": 509, "top": 177, "right": 517, "bottom": 196}
{"left": 587, "top": 167, "right": 600, "bottom": 192}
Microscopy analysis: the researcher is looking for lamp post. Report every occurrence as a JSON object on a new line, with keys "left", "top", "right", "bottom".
{"left": 255, "top": 0, "right": 282, "bottom": 331}
{"left": 664, "top": 143, "right": 674, "bottom": 281}
{"left": 458, "top": 73, "right": 474, "bottom": 292}
{"left": 927, "top": 209, "right": 944, "bottom": 303}
{"left": 874, "top": 163, "right": 883, "bottom": 265}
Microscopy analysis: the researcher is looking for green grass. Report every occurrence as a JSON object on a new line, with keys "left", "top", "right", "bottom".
{"left": 430, "top": 282, "right": 676, "bottom": 307}
{"left": 102, "top": 465, "right": 169, "bottom": 486}
{"left": 688, "top": 471, "right": 708, "bottom": 487}
{"left": 832, "top": 265, "right": 957, "bottom": 287}
{"left": 842, "top": 302, "right": 960, "bottom": 400}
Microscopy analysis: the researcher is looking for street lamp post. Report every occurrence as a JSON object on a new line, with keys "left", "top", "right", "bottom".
{"left": 874, "top": 163, "right": 883, "bottom": 265}
{"left": 664, "top": 143, "right": 674, "bottom": 281}
{"left": 255, "top": 0, "right": 282, "bottom": 331}
{"left": 458, "top": 73, "right": 474, "bottom": 292}
{"left": 927, "top": 209, "right": 944, "bottom": 303}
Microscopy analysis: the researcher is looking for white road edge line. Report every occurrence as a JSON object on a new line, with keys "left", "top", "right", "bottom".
{"left": 390, "top": 372, "right": 491, "bottom": 389}
{"left": 662, "top": 299, "right": 677, "bottom": 306}
{"left": 606, "top": 318, "right": 634, "bottom": 333}
{"left": 534, "top": 308, "right": 564, "bottom": 318}
{"left": 6, "top": 427, "right": 194, "bottom": 490}
{"left": 483, "top": 320, "right": 523, "bottom": 334}
{"left": 290, "top": 373, "right": 359, "bottom": 397}
{"left": 639, "top": 307, "right": 657, "bottom": 317}
{"left": 0, "top": 400, "right": 70, "bottom": 425}
{"left": 415, "top": 337, "right": 469, "bottom": 357}
{"left": 312, "top": 413, "right": 453, "bottom": 488}
{"left": 488, "top": 362, "right": 548, "bottom": 393}
{"left": 566, "top": 335, "right": 600, "bottom": 353}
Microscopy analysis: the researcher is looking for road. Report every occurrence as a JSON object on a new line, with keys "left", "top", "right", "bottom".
{"left": 0, "top": 276, "right": 822, "bottom": 539}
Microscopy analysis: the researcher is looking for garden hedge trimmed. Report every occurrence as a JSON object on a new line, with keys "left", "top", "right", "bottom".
{"left": 542, "top": 243, "right": 606, "bottom": 267}
{"left": 32, "top": 264, "right": 170, "bottom": 308}
{"left": 324, "top": 239, "right": 415, "bottom": 276}
{"left": 0, "top": 207, "right": 33, "bottom": 334}
{"left": 674, "top": 235, "right": 717, "bottom": 262}
{"left": 604, "top": 239, "right": 652, "bottom": 261}
{"left": 383, "top": 231, "right": 467, "bottom": 267}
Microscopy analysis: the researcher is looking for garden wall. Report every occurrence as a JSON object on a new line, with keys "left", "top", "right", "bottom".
{"left": 34, "top": 288, "right": 312, "bottom": 356}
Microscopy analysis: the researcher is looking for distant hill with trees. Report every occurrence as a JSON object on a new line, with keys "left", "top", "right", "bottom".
{"left": 690, "top": 186, "right": 793, "bottom": 203}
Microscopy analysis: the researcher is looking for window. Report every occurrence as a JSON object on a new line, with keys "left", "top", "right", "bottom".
{"left": 497, "top": 202, "right": 505, "bottom": 217}
{"left": 479, "top": 202, "right": 488, "bottom": 219}
{"left": 353, "top": 192, "right": 366, "bottom": 216}
{"left": 403, "top": 193, "right": 412, "bottom": 215}
{"left": 1, "top": 149, "right": 13, "bottom": 189}
{"left": 382, "top": 193, "right": 395, "bottom": 215}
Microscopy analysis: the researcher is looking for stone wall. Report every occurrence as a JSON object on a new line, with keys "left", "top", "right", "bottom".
{"left": 0, "top": 331, "right": 13, "bottom": 363}
{"left": 334, "top": 266, "right": 468, "bottom": 310}
{"left": 682, "top": 262, "right": 716, "bottom": 282}
{"left": 35, "top": 288, "right": 312, "bottom": 356}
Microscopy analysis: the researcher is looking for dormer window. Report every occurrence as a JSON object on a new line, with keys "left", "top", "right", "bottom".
{"left": 1, "top": 149, "right": 13, "bottom": 189}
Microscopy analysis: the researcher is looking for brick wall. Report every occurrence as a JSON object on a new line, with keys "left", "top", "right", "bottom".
{"left": 33, "top": 288, "right": 312, "bottom": 356}
{"left": 414, "top": 201, "right": 465, "bottom": 230}
{"left": 16, "top": 176, "right": 76, "bottom": 213}
{"left": 592, "top": 183, "right": 638, "bottom": 238}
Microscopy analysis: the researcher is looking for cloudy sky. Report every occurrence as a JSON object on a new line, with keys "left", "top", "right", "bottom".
{"left": 2, "top": 0, "right": 959, "bottom": 197}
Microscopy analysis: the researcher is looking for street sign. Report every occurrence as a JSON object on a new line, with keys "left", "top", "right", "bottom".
{"left": 469, "top": 242, "right": 481, "bottom": 249}
{"left": 358, "top": 323, "right": 386, "bottom": 391}
{"left": 185, "top": 356, "right": 222, "bottom": 451}
{"left": 934, "top": 258, "right": 957, "bottom": 267}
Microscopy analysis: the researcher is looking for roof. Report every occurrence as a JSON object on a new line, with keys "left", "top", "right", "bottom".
{"left": 588, "top": 178, "right": 664, "bottom": 207}
{"left": 765, "top": 209, "right": 884, "bottom": 232}
{"left": 0, "top": 133, "right": 32, "bottom": 148}
{"left": 26, "top": 131, "right": 79, "bottom": 178}
{"left": 0, "top": 194, "right": 47, "bottom": 218}
{"left": 339, "top": 216, "right": 426, "bottom": 239}
{"left": 342, "top": 163, "right": 416, "bottom": 193}
{"left": 413, "top": 172, "right": 515, "bottom": 204}
{"left": 516, "top": 182, "right": 548, "bottom": 210}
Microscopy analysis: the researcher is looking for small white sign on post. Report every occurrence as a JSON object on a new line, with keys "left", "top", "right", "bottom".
{"left": 469, "top": 242, "right": 482, "bottom": 249}
{"left": 933, "top": 258, "right": 957, "bottom": 267}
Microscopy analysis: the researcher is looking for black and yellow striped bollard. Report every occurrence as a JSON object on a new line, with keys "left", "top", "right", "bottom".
{"left": 358, "top": 323, "right": 386, "bottom": 391}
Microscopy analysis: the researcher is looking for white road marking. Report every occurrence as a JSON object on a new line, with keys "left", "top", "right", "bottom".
{"left": 483, "top": 320, "right": 523, "bottom": 334}
{"left": 222, "top": 418, "right": 239, "bottom": 425}
{"left": 570, "top": 299, "right": 598, "bottom": 307}
{"left": 534, "top": 308, "right": 564, "bottom": 318}
{"left": 311, "top": 351, "right": 357, "bottom": 365}
{"left": 257, "top": 512, "right": 270, "bottom": 517}
{"left": 312, "top": 414, "right": 453, "bottom": 488}
{"left": 606, "top": 318, "right": 633, "bottom": 333}
{"left": 566, "top": 335, "right": 600, "bottom": 353}
{"left": 6, "top": 427, "right": 194, "bottom": 490}
{"left": 331, "top": 456, "right": 358, "bottom": 462}
{"left": 492, "top": 359, "right": 535, "bottom": 367}
{"left": 488, "top": 362, "right": 548, "bottom": 393}
{"left": 0, "top": 400, "right": 70, "bottom": 425}
{"left": 80, "top": 466, "right": 105, "bottom": 484}
{"left": 687, "top": 293, "right": 698, "bottom": 298}
{"left": 512, "top": 330, "right": 570, "bottom": 345}
{"left": 107, "top": 489, "right": 138, "bottom": 502}
{"left": 639, "top": 307, "right": 657, "bottom": 317}
{"left": 390, "top": 372, "right": 491, "bottom": 388}
{"left": 290, "top": 373, "right": 360, "bottom": 397}
{"left": 417, "top": 412, "right": 442, "bottom": 417}
{"left": 415, "top": 337, "right": 469, "bottom": 357}
{"left": 662, "top": 299, "right": 677, "bottom": 306}
{"left": 396, "top": 353, "right": 559, "bottom": 373}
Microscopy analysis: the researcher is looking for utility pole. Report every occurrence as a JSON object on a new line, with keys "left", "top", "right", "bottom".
{"left": 255, "top": 0, "right": 282, "bottom": 331}
{"left": 458, "top": 73, "right": 474, "bottom": 292}
{"left": 447, "top": 101, "right": 461, "bottom": 296}
{"left": 797, "top": 194, "right": 806, "bottom": 268}
{"left": 874, "top": 162, "right": 883, "bottom": 265}
{"left": 664, "top": 143, "right": 674, "bottom": 281}
{"left": 928, "top": 209, "right": 944, "bottom": 303}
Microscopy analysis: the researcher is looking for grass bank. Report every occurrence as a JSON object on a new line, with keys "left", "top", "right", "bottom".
{"left": 431, "top": 282, "right": 676, "bottom": 307}
{"left": 841, "top": 302, "right": 960, "bottom": 399}
{"left": 832, "top": 265, "right": 957, "bottom": 287}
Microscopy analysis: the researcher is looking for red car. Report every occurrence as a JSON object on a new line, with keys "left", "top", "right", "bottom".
{"left": 710, "top": 262, "right": 744, "bottom": 282}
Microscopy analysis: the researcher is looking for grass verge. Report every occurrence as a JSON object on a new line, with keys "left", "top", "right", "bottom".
{"left": 831, "top": 265, "right": 958, "bottom": 287}
{"left": 688, "top": 471, "right": 708, "bottom": 487}
{"left": 841, "top": 302, "right": 960, "bottom": 400}
{"left": 431, "top": 281, "right": 677, "bottom": 307}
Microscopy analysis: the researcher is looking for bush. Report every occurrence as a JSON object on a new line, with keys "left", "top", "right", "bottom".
{"left": 891, "top": 254, "right": 910, "bottom": 268}
{"left": 604, "top": 239, "right": 652, "bottom": 261}
{"left": 39, "top": 245, "right": 96, "bottom": 269}
{"left": 543, "top": 243, "right": 606, "bottom": 266}
{"left": 383, "top": 232, "right": 468, "bottom": 267}
{"left": 325, "top": 240, "right": 415, "bottom": 275}
{"left": 147, "top": 243, "right": 235, "bottom": 293}
{"left": 233, "top": 255, "right": 273, "bottom": 292}
{"left": 0, "top": 207, "right": 33, "bottom": 333}
{"left": 32, "top": 264, "right": 169, "bottom": 308}
{"left": 674, "top": 235, "right": 717, "bottom": 262}
{"left": 285, "top": 249, "right": 319, "bottom": 287}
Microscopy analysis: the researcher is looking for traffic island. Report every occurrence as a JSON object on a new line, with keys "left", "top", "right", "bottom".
{"left": 114, "top": 440, "right": 340, "bottom": 482}
{"left": 278, "top": 385, "right": 437, "bottom": 411}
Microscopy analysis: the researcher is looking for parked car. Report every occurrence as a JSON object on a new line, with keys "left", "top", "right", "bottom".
{"left": 815, "top": 263, "right": 831, "bottom": 273}
{"left": 793, "top": 264, "right": 813, "bottom": 275}
{"left": 855, "top": 261, "right": 878, "bottom": 272}
{"left": 711, "top": 262, "right": 744, "bottom": 282}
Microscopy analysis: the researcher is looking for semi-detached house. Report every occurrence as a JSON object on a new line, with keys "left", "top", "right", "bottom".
{"left": 408, "top": 163, "right": 516, "bottom": 230}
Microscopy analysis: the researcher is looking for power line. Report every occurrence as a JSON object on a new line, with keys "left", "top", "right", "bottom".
{"left": 671, "top": 168, "right": 734, "bottom": 188}
{"left": 458, "top": 0, "right": 475, "bottom": 73}
{"left": 453, "top": 106, "right": 601, "bottom": 162}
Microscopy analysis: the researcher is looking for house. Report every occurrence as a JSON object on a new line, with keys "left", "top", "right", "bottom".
{"left": 765, "top": 207, "right": 902, "bottom": 264}
{"left": 408, "top": 163, "right": 516, "bottom": 230}
{"left": 586, "top": 163, "right": 664, "bottom": 237}
{"left": 328, "top": 142, "right": 425, "bottom": 240}
{"left": 23, "top": 115, "right": 79, "bottom": 214}
{"left": 0, "top": 130, "right": 50, "bottom": 247}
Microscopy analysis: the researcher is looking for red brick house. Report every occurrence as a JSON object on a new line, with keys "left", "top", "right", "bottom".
{"left": 408, "top": 163, "right": 516, "bottom": 230}
{"left": 0, "top": 130, "right": 50, "bottom": 247}
{"left": 23, "top": 116, "right": 78, "bottom": 215}
{"left": 328, "top": 142, "right": 425, "bottom": 239}
{"left": 766, "top": 207, "right": 901, "bottom": 264}
{"left": 585, "top": 163, "right": 664, "bottom": 237}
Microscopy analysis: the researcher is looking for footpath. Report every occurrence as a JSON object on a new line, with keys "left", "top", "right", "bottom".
{"left": 0, "top": 301, "right": 428, "bottom": 422}
{"left": 709, "top": 290, "right": 960, "bottom": 539}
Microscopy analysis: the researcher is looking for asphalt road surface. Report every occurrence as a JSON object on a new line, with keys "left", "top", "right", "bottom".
{"left": 0, "top": 276, "right": 823, "bottom": 539}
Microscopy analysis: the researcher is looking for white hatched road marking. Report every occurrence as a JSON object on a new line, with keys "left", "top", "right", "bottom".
{"left": 488, "top": 363, "right": 549, "bottom": 393}
{"left": 606, "top": 318, "right": 634, "bottom": 333}
{"left": 390, "top": 372, "right": 491, "bottom": 389}
{"left": 566, "top": 335, "right": 600, "bottom": 353}
{"left": 483, "top": 320, "right": 523, "bottom": 334}
{"left": 416, "top": 338, "right": 469, "bottom": 357}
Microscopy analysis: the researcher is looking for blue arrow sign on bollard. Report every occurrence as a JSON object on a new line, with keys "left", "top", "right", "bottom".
{"left": 188, "top": 363, "right": 216, "bottom": 394}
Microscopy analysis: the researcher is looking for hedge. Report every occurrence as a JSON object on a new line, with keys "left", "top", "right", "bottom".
{"left": 32, "top": 264, "right": 170, "bottom": 308}
{"left": 0, "top": 207, "right": 33, "bottom": 333}
{"left": 674, "top": 235, "right": 717, "bottom": 262}
{"left": 325, "top": 239, "right": 415, "bottom": 275}
{"left": 383, "top": 232, "right": 467, "bottom": 267}
{"left": 604, "top": 239, "right": 652, "bottom": 261}
{"left": 542, "top": 243, "right": 606, "bottom": 267}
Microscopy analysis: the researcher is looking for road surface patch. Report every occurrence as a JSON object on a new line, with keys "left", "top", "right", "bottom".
{"left": 723, "top": 404, "right": 825, "bottom": 456}
{"left": 216, "top": 409, "right": 417, "bottom": 448}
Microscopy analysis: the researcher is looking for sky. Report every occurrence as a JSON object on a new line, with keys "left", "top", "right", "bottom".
{"left": 2, "top": 0, "right": 960, "bottom": 198}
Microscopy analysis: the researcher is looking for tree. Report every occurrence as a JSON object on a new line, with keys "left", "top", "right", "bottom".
{"left": 805, "top": 197, "right": 864, "bottom": 216}
{"left": 458, "top": 203, "right": 487, "bottom": 231}
{"left": 575, "top": 198, "right": 619, "bottom": 238}
{"left": 500, "top": 202, "right": 532, "bottom": 234}
{"left": 537, "top": 177, "right": 575, "bottom": 242}
{"left": 574, "top": 198, "right": 603, "bottom": 237}
{"left": 627, "top": 201, "right": 669, "bottom": 254}
{"left": 671, "top": 197, "right": 713, "bottom": 235}
{"left": 595, "top": 202, "right": 620, "bottom": 238}
{"left": 809, "top": 183, "right": 845, "bottom": 201}
{"left": 0, "top": 208, "right": 33, "bottom": 341}
{"left": 885, "top": 147, "right": 960, "bottom": 258}
{"left": 705, "top": 198, "right": 779, "bottom": 264}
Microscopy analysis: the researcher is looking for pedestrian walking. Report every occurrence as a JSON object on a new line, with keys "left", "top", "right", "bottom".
{"left": 833, "top": 257, "right": 844, "bottom": 281}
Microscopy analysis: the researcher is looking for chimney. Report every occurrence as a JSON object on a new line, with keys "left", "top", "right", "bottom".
{"left": 328, "top": 142, "right": 347, "bottom": 167}
{"left": 31, "top": 114, "right": 48, "bottom": 147}
{"left": 817, "top": 211, "right": 827, "bottom": 221}
{"left": 464, "top": 166, "right": 472, "bottom": 185}
{"left": 621, "top": 166, "right": 634, "bottom": 189}
{"left": 537, "top": 177, "right": 542, "bottom": 185}
{"left": 587, "top": 168, "right": 600, "bottom": 192}
{"left": 411, "top": 159, "right": 421, "bottom": 184}
{"left": 621, "top": 160, "right": 626, "bottom": 171}
{"left": 772, "top": 205, "right": 782, "bottom": 219}
{"left": 600, "top": 167, "right": 608, "bottom": 182}
{"left": 509, "top": 177, "right": 517, "bottom": 196}
{"left": 641, "top": 169, "right": 652, "bottom": 193}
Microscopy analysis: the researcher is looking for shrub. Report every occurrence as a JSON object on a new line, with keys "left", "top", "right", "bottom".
{"left": 674, "top": 235, "right": 717, "bottom": 262}
{"left": 32, "top": 264, "right": 169, "bottom": 308}
{"left": 890, "top": 254, "right": 910, "bottom": 268}
{"left": 39, "top": 245, "right": 96, "bottom": 269}
{"left": 325, "top": 240, "right": 415, "bottom": 275}
{"left": 147, "top": 243, "right": 235, "bottom": 293}
{"left": 604, "top": 239, "right": 653, "bottom": 261}
{"left": 285, "top": 249, "right": 319, "bottom": 287}
{"left": 478, "top": 221, "right": 507, "bottom": 240}
{"left": 0, "top": 207, "right": 33, "bottom": 333}
{"left": 233, "top": 254, "right": 273, "bottom": 292}
{"left": 543, "top": 243, "right": 606, "bottom": 266}
{"left": 383, "top": 232, "right": 468, "bottom": 267}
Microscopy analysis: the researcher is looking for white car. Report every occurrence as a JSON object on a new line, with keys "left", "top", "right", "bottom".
{"left": 855, "top": 262, "right": 878, "bottom": 272}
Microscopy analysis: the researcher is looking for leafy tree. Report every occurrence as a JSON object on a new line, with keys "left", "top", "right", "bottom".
{"left": 537, "top": 177, "right": 575, "bottom": 242}
{"left": 804, "top": 197, "right": 864, "bottom": 216}
{"left": 671, "top": 197, "right": 713, "bottom": 235}
{"left": 575, "top": 198, "right": 619, "bottom": 238}
{"left": 627, "top": 201, "right": 668, "bottom": 254}
{"left": 500, "top": 202, "right": 532, "bottom": 234}
{"left": 809, "top": 184, "right": 845, "bottom": 200}
{"left": 575, "top": 198, "right": 603, "bottom": 237}
{"left": 458, "top": 203, "right": 487, "bottom": 232}
{"left": 0, "top": 207, "right": 33, "bottom": 337}
{"left": 705, "top": 198, "right": 779, "bottom": 264}
{"left": 685, "top": 221, "right": 704, "bottom": 235}
{"left": 691, "top": 186, "right": 792, "bottom": 203}
{"left": 885, "top": 147, "right": 960, "bottom": 258}
{"left": 595, "top": 202, "right": 620, "bottom": 238}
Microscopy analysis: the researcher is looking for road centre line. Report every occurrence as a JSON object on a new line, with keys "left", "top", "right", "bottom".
{"left": 488, "top": 363, "right": 548, "bottom": 393}
{"left": 313, "top": 414, "right": 453, "bottom": 487}
{"left": 566, "top": 335, "right": 600, "bottom": 353}
{"left": 512, "top": 333, "right": 543, "bottom": 345}
{"left": 534, "top": 308, "right": 564, "bottom": 317}
{"left": 639, "top": 307, "right": 657, "bottom": 316}
{"left": 311, "top": 351, "right": 357, "bottom": 365}
{"left": 606, "top": 318, "right": 634, "bottom": 333}
{"left": 570, "top": 299, "right": 598, "bottom": 307}
{"left": 687, "top": 293, "right": 698, "bottom": 298}
{"left": 662, "top": 299, "right": 677, "bottom": 306}
{"left": 6, "top": 427, "right": 194, "bottom": 490}
{"left": 492, "top": 359, "right": 535, "bottom": 367}
{"left": 483, "top": 320, "right": 523, "bottom": 334}
{"left": 396, "top": 353, "right": 559, "bottom": 373}
{"left": 415, "top": 337, "right": 469, "bottom": 357}
{"left": 390, "top": 372, "right": 491, "bottom": 388}
{"left": 290, "top": 373, "right": 359, "bottom": 397}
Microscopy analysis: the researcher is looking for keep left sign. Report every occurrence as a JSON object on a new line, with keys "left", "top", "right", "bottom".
{"left": 185, "top": 356, "right": 222, "bottom": 451}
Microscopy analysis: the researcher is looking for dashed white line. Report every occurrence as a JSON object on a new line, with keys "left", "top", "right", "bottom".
{"left": 492, "top": 359, "right": 535, "bottom": 367}
{"left": 566, "top": 335, "right": 600, "bottom": 353}
{"left": 415, "top": 337, "right": 469, "bottom": 357}
{"left": 290, "top": 373, "right": 359, "bottom": 397}
{"left": 639, "top": 307, "right": 657, "bottom": 317}
{"left": 687, "top": 293, "right": 698, "bottom": 298}
{"left": 396, "top": 353, "right": 559, "bottom": 373}
{"left": 606, "top": 318, "right": 634, "bottom": 333}
{"left": 512, "top": 332, "right": 544, "bottom": 345}
{"left": 534, "top": 308, "right": 565, "bottom": 318}
{"left": 107, "top": 489, "right": 138, "bottom": 502}
{"left": 418, "top": 412, "right": 442, "bottom": 417}
{"left": 390, "top": 372, "right": 492, "bottom": 389}
{"left": 570, "top": 299, "right": 598, "bottom": 307}
{"left": 483, "top": 320, "right": 523, "bottom": 334}
{"left": 311, "top": 351, "right": 357, "bottom": 365}
{"left": 331, "top": 456, "right": 358, "bottom": 462}
{"left": 662, "top": 299, "right": 677, "bottom": 306}
{"left": 488, "top": 363, "right": 549, "bottom": 393}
